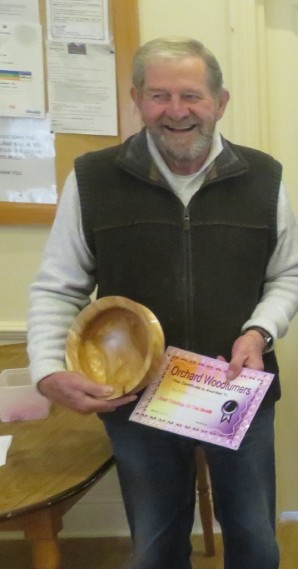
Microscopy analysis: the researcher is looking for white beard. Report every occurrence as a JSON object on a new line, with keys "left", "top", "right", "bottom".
{"left": 149, "top": 123, "right": 214, "bottom": 164}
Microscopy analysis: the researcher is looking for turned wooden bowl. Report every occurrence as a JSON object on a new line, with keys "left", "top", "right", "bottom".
{"left": 65, "top": 296, "right": 165, "bottom": 398}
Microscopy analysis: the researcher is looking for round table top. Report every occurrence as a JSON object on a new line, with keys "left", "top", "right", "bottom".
{"left": 0, "top": 344, "right": 113, "bottom": 520}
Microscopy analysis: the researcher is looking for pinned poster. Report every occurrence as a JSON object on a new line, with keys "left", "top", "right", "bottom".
{"left": 46, "top": 0, "right": 110, "bottom": 44}
{"left": 0, "top": 22, "right": 45, "bottom": 118}
{"left": 47, "top": 42, "right": 117, "bottom": 135}
{"left": 0, "top": 0, "right": 39, "bottom": 22}
{"left": 0, "top": 116, "right": 57, "bottom": 204}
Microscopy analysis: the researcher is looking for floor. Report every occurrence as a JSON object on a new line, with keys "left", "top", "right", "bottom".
{"left": 0, "top": 523, "right": 297, "bottom": 569}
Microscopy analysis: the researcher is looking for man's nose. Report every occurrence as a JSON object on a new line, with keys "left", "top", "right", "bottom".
{"left": 165, "top": 96, "right": 190, "bottom": 119}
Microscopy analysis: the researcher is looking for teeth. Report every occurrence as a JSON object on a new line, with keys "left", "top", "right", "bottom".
{"left": 165, "top": 125, "right": 195, "bottom": 131}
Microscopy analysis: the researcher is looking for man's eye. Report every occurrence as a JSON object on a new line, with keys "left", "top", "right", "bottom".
{"left": 152, "top": 93, "right": 169, "bottom": 102}
{"left": 182, "top": 94, "right": 201, "bottom": 102}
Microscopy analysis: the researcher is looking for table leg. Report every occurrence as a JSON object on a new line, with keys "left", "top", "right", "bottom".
{"left": 195, "top": 446, "right": 215, "bottom": 556}
{"left": 23, "top": 508, "right": 63, "bottom": 569}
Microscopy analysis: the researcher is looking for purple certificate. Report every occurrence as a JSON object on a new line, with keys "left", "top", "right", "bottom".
{"left": 129, "top": 346, "right": 274, "bottom": 450}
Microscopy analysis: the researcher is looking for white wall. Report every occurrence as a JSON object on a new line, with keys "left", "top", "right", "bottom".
{"left": 1, "top": 0, "right": 298, "bottom": 536}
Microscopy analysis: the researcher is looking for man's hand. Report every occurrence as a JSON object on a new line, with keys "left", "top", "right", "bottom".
{"left": 226, "top": 330, "right": 265, "bottom": 380}
{"left": 38, "top": 371, "right": 137, "bottom": 414}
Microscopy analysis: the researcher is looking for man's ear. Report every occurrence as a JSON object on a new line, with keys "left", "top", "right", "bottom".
{"left": 216, "top": 88, "right": 230, "bottom": 120}
{"left": 130, "top": 86, "right": 141, "bottom": 110}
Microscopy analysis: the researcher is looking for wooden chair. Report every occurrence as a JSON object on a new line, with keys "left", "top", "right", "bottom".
{"left": 195, "top": 446, "right": 215, "bottom": 556}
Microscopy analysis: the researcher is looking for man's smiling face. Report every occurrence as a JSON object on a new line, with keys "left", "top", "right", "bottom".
{"left": 131, "top": 55, "right": 229, "bottom": 174}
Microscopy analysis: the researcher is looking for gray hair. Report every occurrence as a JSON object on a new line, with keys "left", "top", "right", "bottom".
{"left": 132, "top": 37, "right": 224, "bottom": 95}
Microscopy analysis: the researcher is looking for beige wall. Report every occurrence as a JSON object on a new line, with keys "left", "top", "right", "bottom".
{"left": 0, "top": 226, "right": 48, "bottom": 326}
{"left": 0, "top": 0, "right": 297, "bottom": 533}
{"left": 265, "top": 0, "right": 298, "bottom": 514}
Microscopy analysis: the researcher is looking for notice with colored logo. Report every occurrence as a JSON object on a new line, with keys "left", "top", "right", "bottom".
{"left": 129, "top": 346, "right": 274, "bottom": 450}
{"left": 0, "top": 22, "right": 45, "bottom": 118}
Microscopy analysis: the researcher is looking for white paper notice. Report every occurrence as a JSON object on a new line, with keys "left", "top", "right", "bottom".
{"left": 0, "top": 22, "right": 45, "bottom": 118}
{"left": 0, "top": 116, "right": 57, "bottom": 204}
{"left": 46, "top": 0, "right": 110, "bottom": 44}
{"left": 0, "top": 0, "right": 39, "bottom": 22}
{"left": 0, "top": 435, "right": 12, "bottom": 467}
{"left": 47, "top": 42, "right": 117, "bottom": 135}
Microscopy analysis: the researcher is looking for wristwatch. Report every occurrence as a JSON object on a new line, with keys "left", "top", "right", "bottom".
{"left": 243, "top": 326, "right": 273, "bottom": 353}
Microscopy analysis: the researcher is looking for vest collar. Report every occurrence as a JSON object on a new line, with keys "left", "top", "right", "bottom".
{"left": 116, "top": 128, "right": 249, "bottom": 189}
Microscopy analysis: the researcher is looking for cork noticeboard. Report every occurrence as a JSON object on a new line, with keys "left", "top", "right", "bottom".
{"left": 0, "top": 0, "right": 140, "bottom": 225}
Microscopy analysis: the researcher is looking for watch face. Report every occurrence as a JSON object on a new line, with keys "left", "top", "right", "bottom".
{"left": 262, "top": 332, "right": 273, "bottom": 352}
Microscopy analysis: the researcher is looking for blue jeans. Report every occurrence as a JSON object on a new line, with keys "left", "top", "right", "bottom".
{"left": 100, "top": 402, "right": 279, "bottom": 569}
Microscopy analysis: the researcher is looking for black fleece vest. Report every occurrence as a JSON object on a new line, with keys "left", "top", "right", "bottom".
{"left": 75, "top": 136, "right": 282, "bottom": 405}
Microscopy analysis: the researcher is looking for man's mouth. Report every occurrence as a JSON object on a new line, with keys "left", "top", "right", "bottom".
{"left": 163, "top": 124, "right": 197, "bottom": 133}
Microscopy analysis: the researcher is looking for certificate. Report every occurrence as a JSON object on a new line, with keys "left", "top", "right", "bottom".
{"left": 130, "top": 346, "right": 274, "bottom": 450}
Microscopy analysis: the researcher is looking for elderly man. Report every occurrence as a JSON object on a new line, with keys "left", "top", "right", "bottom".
{"left": 28, "top": 37, "right": 298, "bottom": 569}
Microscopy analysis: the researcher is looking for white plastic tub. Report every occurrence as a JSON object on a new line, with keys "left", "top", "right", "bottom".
{"left": 0, "top": 368, "right": 51, "bottom": 422}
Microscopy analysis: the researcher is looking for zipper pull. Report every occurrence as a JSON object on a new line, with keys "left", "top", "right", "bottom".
{"left": 184, "top": 211, "right": 191, "bottom": 230}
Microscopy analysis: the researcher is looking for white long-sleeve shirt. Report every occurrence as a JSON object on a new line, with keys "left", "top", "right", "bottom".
{"left": 28, "top": 134, "right": 298, "bottom": 383}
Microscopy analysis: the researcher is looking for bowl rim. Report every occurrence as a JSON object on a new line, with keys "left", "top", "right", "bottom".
{"left": 65, "top": 296, "right": 165, "bottom": 396}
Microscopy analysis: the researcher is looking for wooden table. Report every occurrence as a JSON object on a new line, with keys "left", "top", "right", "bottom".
{"left": 0, "top": 344, "right": 114, "bottom": 569}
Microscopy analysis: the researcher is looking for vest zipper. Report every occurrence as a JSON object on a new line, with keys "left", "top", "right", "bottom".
{"left": 183, "top": 209, "right": 193, "bottom": 350}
